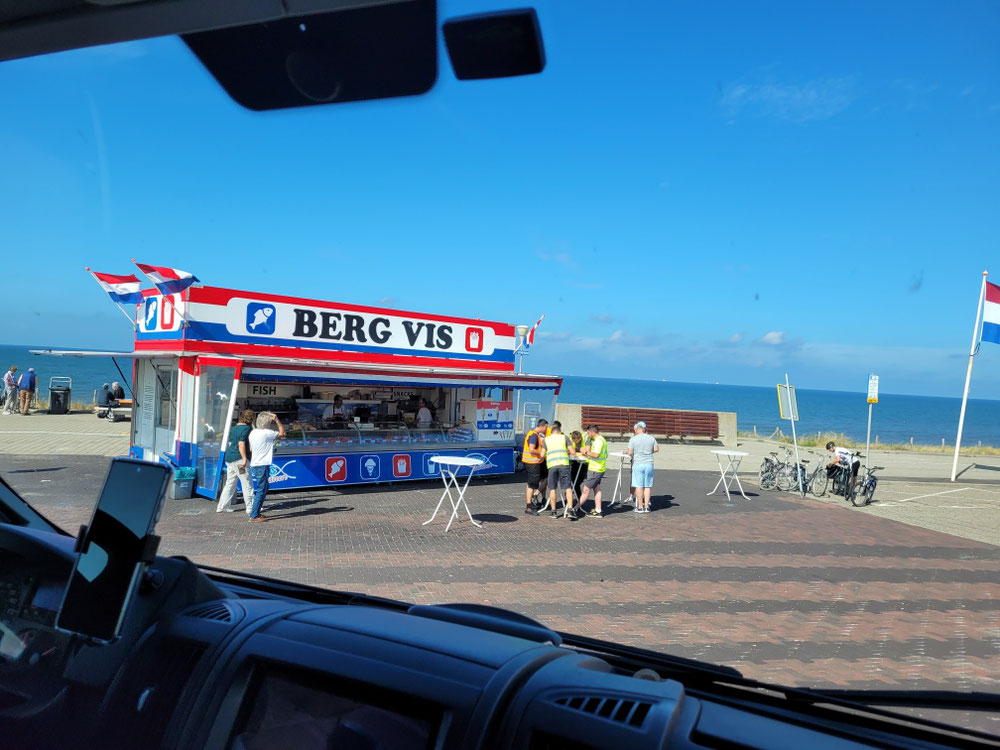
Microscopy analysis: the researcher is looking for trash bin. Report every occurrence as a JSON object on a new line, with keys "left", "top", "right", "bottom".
{"left": 168, "top": 467, "right": 197, "bottom": 500}
{"left": 48, "top": 386, "right": 71, "bottom": 414}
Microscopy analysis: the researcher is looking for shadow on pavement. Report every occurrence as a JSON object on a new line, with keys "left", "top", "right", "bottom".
{"left": 471, "top": 513, "right": 517, "bottom": 523}
{"left": 274, "top": 505, "right": 354, "bottom": 520}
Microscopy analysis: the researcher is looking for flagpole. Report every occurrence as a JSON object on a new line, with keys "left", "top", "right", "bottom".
{"left": 85, "top": 267, "right": 137, "bottom": 326}
{"left": 950, "top": 270, "right": 988, "bottom": 482}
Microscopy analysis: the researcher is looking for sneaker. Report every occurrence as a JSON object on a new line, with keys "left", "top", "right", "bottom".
{"left": 216, "top": 507, "right": 236, "bottom": 513}
{"left": 588, "top": 509, "right": 602, "bottom": 518}
{"left": 524, "top": 506, "right": 536, "bottom": 515}
{"left": 633, "top": 506, "right": 643, "bottom": 513}
{"left": 643, "top": 506, "right": 651, "bottom": 513}
{"left": 249, "top": 515, "right": 269, "bottom": 523}
{"left": 549, "top": 510, "right": 559, "bottom": 519}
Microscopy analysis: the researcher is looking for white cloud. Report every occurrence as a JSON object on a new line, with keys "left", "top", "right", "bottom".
{"left": 721, "top": 76, "right": 856, "bottom": 123}
{"left": 727, "top": 333, "right": 744, "bottom": 344}
{"left": 758, "top": 331, "right": 786, "bottom": 346}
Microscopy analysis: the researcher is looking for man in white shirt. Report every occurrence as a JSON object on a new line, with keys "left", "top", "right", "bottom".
{"left": 826, "top": 440, "right": 860, "bottom": 494}
{"left": 3, "top": 366, "right": 17, "bottom": 415}
{"left": 247, "top": 411, "right": 286, "bottom": 522}
{"left": 322, "top": 395, "right": 348, "bottom": 425}
{"left": 416, "top": 399, "right": 433, "bottom": 427}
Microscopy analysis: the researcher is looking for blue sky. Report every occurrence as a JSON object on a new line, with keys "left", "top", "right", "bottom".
{"left": 3, "top": 0, "right": 999, "bottom": 398}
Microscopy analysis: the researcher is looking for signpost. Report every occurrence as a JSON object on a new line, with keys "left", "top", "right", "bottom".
{"left": 866, "top": 374, "right": 878, "bottom": 470}
{"left": 776, "top": 374, "right": 804, "bottom": 495}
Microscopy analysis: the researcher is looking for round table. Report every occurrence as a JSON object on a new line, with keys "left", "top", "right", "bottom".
{"left": 707, "top": 450, "right": 750, "bottom": 502}
{"left": 422, "top": 456, "right": 486, "bottom": 532}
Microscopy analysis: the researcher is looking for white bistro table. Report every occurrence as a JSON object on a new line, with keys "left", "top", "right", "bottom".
{"left": 707, "top": 449, "right": 750, "bottom": 502}
{"left": 423, "top": 456, "right": 486, "bottom": 532}
{"left": 608, "top": 451, "right": 633, "bottom": 508}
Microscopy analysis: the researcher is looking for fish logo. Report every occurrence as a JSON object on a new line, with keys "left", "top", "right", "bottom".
{"left": 325, "top": 457, "right": 347, "bottom": 483}
{"left": 268, "top": 460, "right": 298, "bottom": 483}
{"left": 246, "top": 303, "right": 277, "bottom": 335}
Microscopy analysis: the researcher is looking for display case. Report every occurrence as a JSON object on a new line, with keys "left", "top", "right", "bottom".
{"left": 272, "top": 424, "right": 480, "bottom": 453}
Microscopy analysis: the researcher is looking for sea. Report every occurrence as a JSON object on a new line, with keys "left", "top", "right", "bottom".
{"left": 3, "top": 345, "right": 997, "bottom": 447}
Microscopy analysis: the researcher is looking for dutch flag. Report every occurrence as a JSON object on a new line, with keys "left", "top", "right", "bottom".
{"left": 982, "top": 281, "right": 1000, "bottom": 345}
{"left": 134, "top": 261, "right": 200, "bottom": 296}
{"left": 87, "top": 269, "right": 144, "bottom": 305}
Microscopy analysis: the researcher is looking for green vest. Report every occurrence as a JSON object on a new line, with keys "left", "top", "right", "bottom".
{"left": 543, "top": 433, "right": 570, "bottom": 467}
{"left": 588, "top": 434, "right": 608, "bottom": 473}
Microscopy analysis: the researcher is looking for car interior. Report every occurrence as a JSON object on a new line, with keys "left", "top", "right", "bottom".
{"left": 2, "top": 2, "right": 998, "bottom": 748}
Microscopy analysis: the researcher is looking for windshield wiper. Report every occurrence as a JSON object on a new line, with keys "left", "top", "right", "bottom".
{"left": 797, "top": 688, "right": 1000, "bottom": 711}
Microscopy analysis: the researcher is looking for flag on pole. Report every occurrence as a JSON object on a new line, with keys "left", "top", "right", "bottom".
{"left": 525, "top": 314, "right": 545, "bottom": 347}
{"left": 133, "top": 261, "right": 199, "bottom": 296}
{"left": 87, "top": 269, "right": 144, "bottom": 304}
{"left": 981, "top": 281, "right": 1000, "bottom": 345}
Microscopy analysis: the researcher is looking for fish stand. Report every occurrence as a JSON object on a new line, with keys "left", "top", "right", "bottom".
{"left": 109, "top": 285, "right": 560, "bottom": 498}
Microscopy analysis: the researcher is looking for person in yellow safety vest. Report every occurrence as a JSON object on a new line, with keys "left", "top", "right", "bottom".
{"left": 522, "top": 419, "right": 549, "bottom": 515}
{"left": 569, "top": 430, "right": 587, "bottom": 497}
{"left": 578, "top": 424, "right": 609, "bottom": 517}
{"left": 543, "top": 422, "right": 579, "bottom": 520}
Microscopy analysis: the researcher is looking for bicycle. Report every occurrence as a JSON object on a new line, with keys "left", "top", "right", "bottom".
{"left": 774, "top": 447, "right": 806, "bottom": 492}
{"left": 805, "top": 454, "right": 828, "bottom": 497}
{"left": 846, "top": 464, "right": 882, "bottom": 507}
{"left": 758, "top": 451, "right": 779, "bottom": 490}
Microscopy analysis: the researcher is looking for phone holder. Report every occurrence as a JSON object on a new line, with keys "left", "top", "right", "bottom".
{"left": 73, "top": 524, "right": 161, "bottom": 563}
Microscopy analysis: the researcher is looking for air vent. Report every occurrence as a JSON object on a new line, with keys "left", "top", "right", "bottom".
{"left": 553, "top": 696, "right": 652, "bottom": 727}
{"left": 184, "top": 600, "right": 234, "bottom": 622}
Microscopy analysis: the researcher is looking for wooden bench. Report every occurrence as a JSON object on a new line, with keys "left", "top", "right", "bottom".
{"left": 579, "top": 406, "right": 720, "bottom": 443}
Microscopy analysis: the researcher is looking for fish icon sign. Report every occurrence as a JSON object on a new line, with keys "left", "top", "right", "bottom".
{"left": 246, "top": 303, "right": 277, "bottom": 335}
{"left": 325, "top": 457, "right": 347, "bottom": 483}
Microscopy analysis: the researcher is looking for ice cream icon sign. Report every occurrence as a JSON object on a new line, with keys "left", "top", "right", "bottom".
{"left": 365, "top": 458, "right": 376, "bottom": 476}
{"left": 360, "top": 455, "right": 380, "bottom": 480}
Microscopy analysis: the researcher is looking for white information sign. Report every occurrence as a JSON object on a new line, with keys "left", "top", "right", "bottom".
{"left": 867, "top": 374, "right": 879, "bottom": 404}
{"left": 777, "top": 384, "right": 799, "bottom": 421}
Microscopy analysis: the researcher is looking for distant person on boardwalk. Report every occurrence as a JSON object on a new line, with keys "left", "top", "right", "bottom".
{"left": 110, "top": 381, "right": 126, "bottom": 406}
{"left": 217, "top": 409, "right": 255, "bottom": 514}
{"left": 627, "top": 421, "right": 659, "bottom": 513}
{"left": 17, "top": 368, "right": 36, "bottom": 415}
{"left": 578, "top": 424, "right": 609, "bottom": 517}
{"left": 3, "top": 366, "right": 17, "bottom": 415}
{"left": 522, "top": 418, "right": 548, "bottom": 514}
{"left": 248, "top": 411, "right": 286, "bottom": 522}
{"left": 544, "top": 421, "right": 579, "bottom": 520}
{"left": 825, "top": 441, "right": 860, "bottom": 492}
{"left": 97, "top": 383, "right": 112, "bottom": 409}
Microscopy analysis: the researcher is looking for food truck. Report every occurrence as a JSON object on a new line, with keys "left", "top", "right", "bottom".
{"left": 114, "top": 285, "right": 559, "bottom": 498}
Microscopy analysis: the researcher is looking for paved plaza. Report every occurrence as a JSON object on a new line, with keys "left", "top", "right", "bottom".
{"left": 6, "top": 452, "right": 999, "bottom": 724}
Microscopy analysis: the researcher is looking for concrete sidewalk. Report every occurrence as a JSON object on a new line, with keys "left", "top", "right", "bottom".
{"left": 0, "top": 410, "right": 130, "bottom": 457}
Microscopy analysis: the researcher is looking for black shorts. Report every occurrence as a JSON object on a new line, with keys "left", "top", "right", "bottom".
{"left": 582, "top": 470, "right": 604, "bottom": 489}
{"left": 548, "top": 465, "right": 572, "bottom": 490}
{"left": 525, "top": 462, "right": 544, "bottom": 489}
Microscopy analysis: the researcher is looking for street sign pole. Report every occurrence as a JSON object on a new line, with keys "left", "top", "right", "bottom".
{"left": 785, "top": 373, "right": 804, "bottom": 496}
{"left": 866, "top": 374, "right": 878, "bottom": 471}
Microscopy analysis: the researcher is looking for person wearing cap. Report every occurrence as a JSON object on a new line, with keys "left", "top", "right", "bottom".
{"left": 3, "top": 366, "right": 18, "bottom": 415}
{"left": 578, "top": 424, "right": 609, "bottom": 517}
{"left": 627, "top": 421, "right": 659, "bottom": 513}
{"left": 16, "top": 367, "right": 37, "bottom": 415}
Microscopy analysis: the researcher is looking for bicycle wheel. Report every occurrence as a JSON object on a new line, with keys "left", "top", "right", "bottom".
{"left": 810, "top": 470, "right": 828, "bottom": 497}
{"left": 758, "top": 460, "right": 775, "bottom": 489}
{"left": 848, "top": 476, "right": 866, "bottom": 506}
{"left": 863, "top": 476, "right": 877, "bottom": 504}
{"left": 775, "top": 465, "right": 794, "bottom": 491}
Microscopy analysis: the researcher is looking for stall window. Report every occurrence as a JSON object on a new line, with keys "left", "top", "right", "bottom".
{"left": 156, "top": 365, "right": 177, "bottom": 430}
{"left": 481, "top": 387, "right": 503, "bottom": 400}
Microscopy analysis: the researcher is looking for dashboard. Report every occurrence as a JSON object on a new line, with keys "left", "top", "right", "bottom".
{"left": 0, "top": 522, "right": 991, "bottom": 750}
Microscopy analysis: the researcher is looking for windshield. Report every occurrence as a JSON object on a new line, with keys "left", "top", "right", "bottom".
{"left": 2, "top": 0, "right": 999, "bottom": 723}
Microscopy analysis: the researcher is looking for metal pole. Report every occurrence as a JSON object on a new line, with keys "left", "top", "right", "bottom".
{"left": 785, "top": 373, "right": 804, "bottom": 496}
{"left": 865, "top": 402, "right": 872, "bottom": 471}
{"left": 951, "top": 271, "right": 988, "bottom": 482}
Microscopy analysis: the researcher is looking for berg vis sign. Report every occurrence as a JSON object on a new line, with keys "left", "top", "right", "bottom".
{"left": 148, "top": 287, "right": 516, "bottom": 364}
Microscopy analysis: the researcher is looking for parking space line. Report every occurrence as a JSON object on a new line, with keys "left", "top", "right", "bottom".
{"left": 897, "top": 488, "right": 970, "bottom": 503}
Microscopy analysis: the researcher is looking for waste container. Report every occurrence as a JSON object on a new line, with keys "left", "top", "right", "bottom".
{"left": 168, "top": 467, "right": 197, "bottom": 500}
{"left": 47, "top": 376, "right": 72, "bottom": 415}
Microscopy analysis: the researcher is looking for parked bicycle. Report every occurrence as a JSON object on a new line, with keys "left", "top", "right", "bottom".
{"left": 845, "top": 463, "right": 882, "bottom": 506}
{"left": 773, "top": 447, "right": 807, "bottom": 493}
{"left": 758, "top": 451, "right": 780, "bottom": 490}
{"left": 805, "top": 453, "right": 828, "bottom": 497}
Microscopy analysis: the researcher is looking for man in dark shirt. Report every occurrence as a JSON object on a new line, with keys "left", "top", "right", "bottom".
{"left": 97, "top": 384, "right": 112, "bottom": 408}
{"left": 217, "top": 409, "right": 255, "bottom": 513}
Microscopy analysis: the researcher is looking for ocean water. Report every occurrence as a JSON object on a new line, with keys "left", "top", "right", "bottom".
{"left": 3, "top": 346, "right": 996, "bottom": 446}
{"left": 560, "top": 376, "right": 1000, "bottom": 447}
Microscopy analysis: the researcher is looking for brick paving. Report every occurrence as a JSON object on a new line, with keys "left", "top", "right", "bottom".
{"left": 6, "top": 454, "right": 1000, "bottom": 702}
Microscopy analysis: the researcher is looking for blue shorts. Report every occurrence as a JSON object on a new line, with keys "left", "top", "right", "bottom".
{"left": 631, "top": 463, "right": 654, "bottom": 488}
